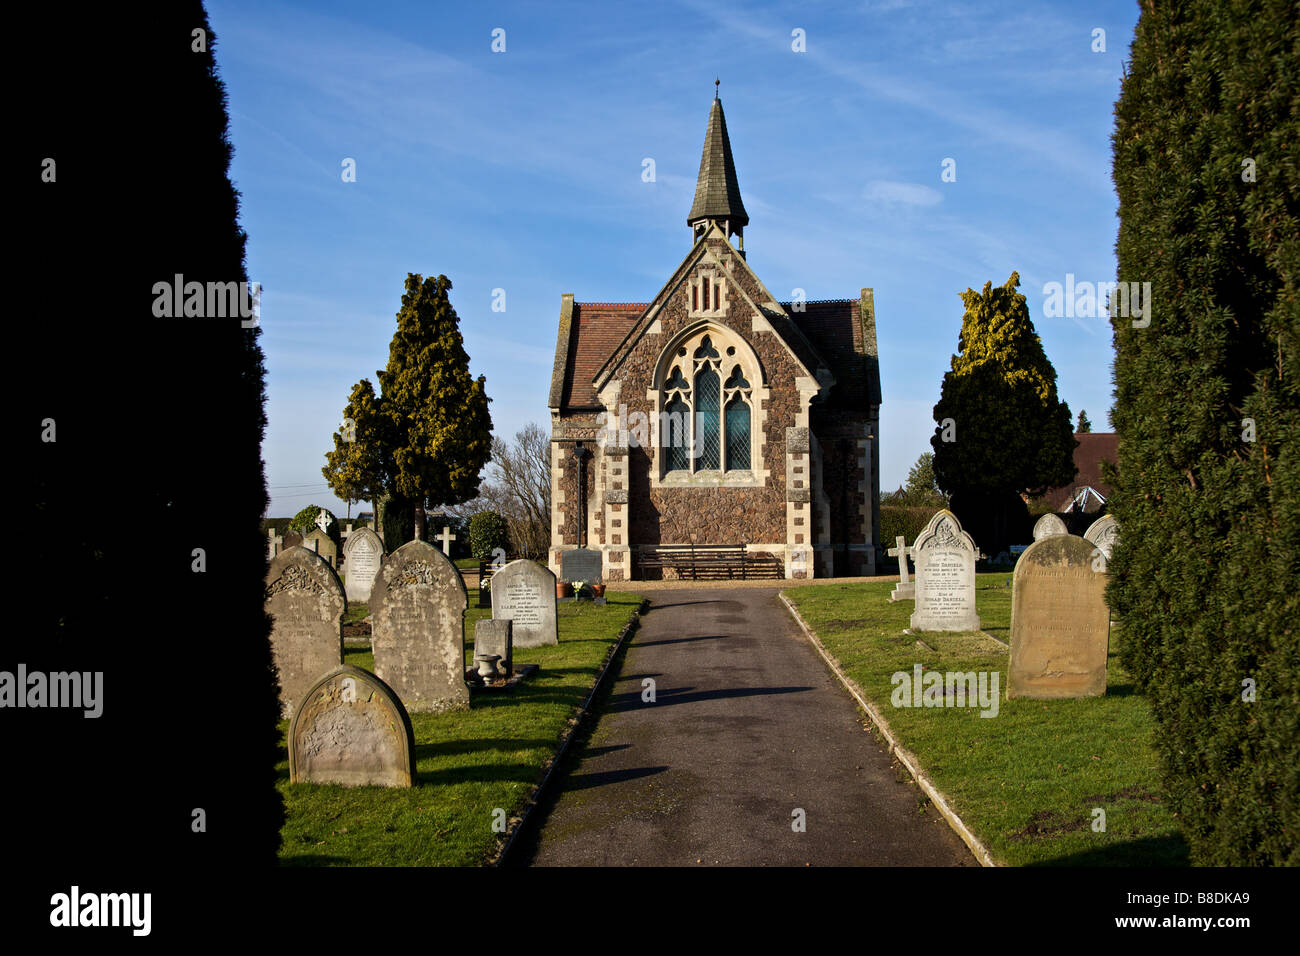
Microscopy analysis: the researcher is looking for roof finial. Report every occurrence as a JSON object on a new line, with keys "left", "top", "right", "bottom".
{"left": 715, "top": 77, "right": 720, "bottom": 99}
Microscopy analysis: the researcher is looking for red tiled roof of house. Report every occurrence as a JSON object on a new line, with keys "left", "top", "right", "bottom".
{"left": 1044, "top": 432, "right": 1119, "bottom": 511}
{"left": 560, "top": 302, "right": 648, "bottom": 409}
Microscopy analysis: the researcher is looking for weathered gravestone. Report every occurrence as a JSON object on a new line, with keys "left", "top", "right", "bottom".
{"left": 267, "top": 527, "right": 283, "bottom": 559}
{"left": 560, "top": 547, "right": 603, "bottom": 588}
{"left": 490, "top": 559, "right": 558, "bottom": 648}
{"left": 288, "top": 665, "right": 414, "bottom": 787}
{"left": 282, "top": 530, "right": 304, "bottom": 549}
{"left": 370, "top": 539, "right": 469, "bottom": 713}
{"left": 474, "top": 619, "right": 513, "bottom": 677}
{"left": 888, "top": 536, "right": 914, "bottom": 602}
{"left": 265, "top": 547, "right": 345, "bottom": 718}
{"left": 1032, "top": 513, "right": 1067, "bottom": 540}
{"left": 303, "top": 528, "right": 338, "bottom": 568}
{"left": 1083, "top": 515, "right": 1119, "bottom": 566}
{"left": 342, "top": 526, "right": 383, "bottom": 603}
{"left": 1008, "top": 534, "right": 1110, "bottom": 698}
{"left": 909, "top": 510, "right": 981, "bottom": 632}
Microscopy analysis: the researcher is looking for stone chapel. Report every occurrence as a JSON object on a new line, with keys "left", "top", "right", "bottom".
{"left": 547, "top": 92, "right": 882, "bottom": 580}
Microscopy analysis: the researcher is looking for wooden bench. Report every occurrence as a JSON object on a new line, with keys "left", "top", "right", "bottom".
{"left": 633, "top": 544, "right": 782, "bottom": 581}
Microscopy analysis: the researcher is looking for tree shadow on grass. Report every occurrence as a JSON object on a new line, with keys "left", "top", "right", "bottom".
{"left": 414, "top": 736, "right": 557, "bottom": 761}
{"left": 1023, "top": 834, "right": 1190, "bottom": 867}
{"left": 415, "top": 761, "right": 541, "bottom": 788}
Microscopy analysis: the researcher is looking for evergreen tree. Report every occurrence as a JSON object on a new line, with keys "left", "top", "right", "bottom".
{"left": 931, "top": 272, "right": 1076, "bottom": 551}
{"left": 1076, "top": 409, "right": 1092, "bottom": 433}
{"left": 1110, "top": 0, "right": 1299, "bottom": 865}
{"left": 357, "top": 274, "right": 493, "bottom": 541}
{"left": 16, "top": 0, "right": 284, "bottom": 900}
{"left": 902, "top": 452, "right": 946, "bottom": 506}
{"left": 322, "top": 379, "right": 389, "bottom": 522}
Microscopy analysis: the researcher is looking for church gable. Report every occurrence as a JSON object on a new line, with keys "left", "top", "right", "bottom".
{"left": 548, "top": 91, "right": 882, "bottom": 581}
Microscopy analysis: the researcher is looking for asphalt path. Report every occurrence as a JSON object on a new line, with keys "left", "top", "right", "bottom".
{"left": 513, "top": 587, "right": 976, "bottom": 866}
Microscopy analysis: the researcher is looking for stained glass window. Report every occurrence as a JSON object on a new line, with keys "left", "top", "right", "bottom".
{"left": 695, "top": 368, "right": 720, "bottom": 470}
{"left": 664, "top": 395, "right": 690, "bottom": 471}
{"left": 725, "top": 396, "right": 750, "bottom": 470}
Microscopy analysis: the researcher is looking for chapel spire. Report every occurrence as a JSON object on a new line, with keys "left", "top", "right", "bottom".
{"left": 687, "top": 86, "right": 748, "bottom": 248}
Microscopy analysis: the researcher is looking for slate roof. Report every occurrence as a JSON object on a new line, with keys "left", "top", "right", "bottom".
{"left": 687, "top": 97, "right": 748, "bottom": 229}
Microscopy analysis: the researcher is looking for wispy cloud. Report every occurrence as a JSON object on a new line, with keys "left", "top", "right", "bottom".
{"left": 862, "top": 180, "right": 943, "bottom": 206}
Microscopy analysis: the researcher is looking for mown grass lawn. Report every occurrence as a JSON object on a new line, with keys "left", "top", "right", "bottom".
{"left": 785, "top": 576, "right": 1188, "bottom": 867}
{"left": 277, "top": 592, "right": 642, "bottom": 866}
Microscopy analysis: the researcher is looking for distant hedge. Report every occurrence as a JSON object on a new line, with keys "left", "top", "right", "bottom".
{"left": 879, "top": 506, "right": 936, "bottom": 557}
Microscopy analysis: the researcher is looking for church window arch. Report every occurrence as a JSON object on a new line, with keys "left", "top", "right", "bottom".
{"left": 655, "top": 327, "right": 759, "bottom": 483}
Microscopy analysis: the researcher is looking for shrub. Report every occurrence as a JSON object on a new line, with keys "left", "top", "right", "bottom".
{"left": 469, "top": 510, "right": 509, "bottom": 561}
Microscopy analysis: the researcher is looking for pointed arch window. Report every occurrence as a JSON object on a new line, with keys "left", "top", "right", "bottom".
{"left": 659, "top": 332, "right": 754, "bottom": 476}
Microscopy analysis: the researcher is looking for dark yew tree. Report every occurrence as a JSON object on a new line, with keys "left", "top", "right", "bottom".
{"left": 1109, "top": 0, "right": 1299, "bottom": 865}
{"left": 931, "top": 272, "right": 1077, "bottom": 552}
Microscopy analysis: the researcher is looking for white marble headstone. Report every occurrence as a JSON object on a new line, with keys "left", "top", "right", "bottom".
{"left": 909, "top": 510, "right": 980, "bottom": 632}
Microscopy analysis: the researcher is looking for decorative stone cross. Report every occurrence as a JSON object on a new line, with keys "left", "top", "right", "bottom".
{"left": 888, "top": 536, "right": 912, "bottom": 584}
{"left": 434, "top": 525, "right": 456, "bottom": 555}
{"left": 315, "top": 509, "right": 333, "bottom": 533}
{"left": 267, "top": 527, "right": 283, "bottom": 559}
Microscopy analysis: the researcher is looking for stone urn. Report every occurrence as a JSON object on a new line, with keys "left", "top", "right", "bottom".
{"left": 557, "top": 581, "right": 573, "bottom": 598}
{"left": 475, "top": 654, "right": 502, "bottom": 682}
{"left": 590, "top": 583, "right": 606, "bottom": 598}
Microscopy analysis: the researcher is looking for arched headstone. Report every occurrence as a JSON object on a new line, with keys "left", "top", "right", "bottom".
{"left": 264, "top": 547, "right": 345, "bottom": 718}
{"left": 1032, "top": 513, "right": 1067, "bottom": 540}
{"left": 289, "top": 665, "right": 414, "bottom": 787}
{"left": 490, "top": 559, "right": 558, "bottom": 647}
{"left": 1008, "top": 535, "right": 1110, "bottom": 699}
{"left": 909, "top": 510, "right": 980, "bottom": 632}
{"left": 342, "top": 526, "right": 384, "bottom": 603}
{"left": 370, "top": 540, "right": 469, "bottom": 713}
{"left": 1083, "top": 515, "right": 1119, "bottom": 566}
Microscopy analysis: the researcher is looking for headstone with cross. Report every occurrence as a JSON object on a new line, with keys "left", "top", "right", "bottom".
{"left": 315, "top": 509, "right": 333, "bottom": 534}
{"left": 888, "top": 536, "right": 914, "bottom": 602}
{"left": 268, "top": 527, "right": 284, "bottom": 560}
{"left": 434, "top": 525, "right": 456, "bottom": 556}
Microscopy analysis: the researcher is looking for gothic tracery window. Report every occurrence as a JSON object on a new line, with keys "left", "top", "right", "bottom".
{"left": 660, "top": 332, "right": 754, "bottom": 476}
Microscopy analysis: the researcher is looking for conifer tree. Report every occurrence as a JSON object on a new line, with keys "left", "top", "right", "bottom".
{"left": 1076, "top": 409, "right": 1092, "bottom": 433}
{"left": 341, "top": 274, "right": 493, "bottom": 541}
{"left": 931, "top": 272, "right": 1076, "bottom": 550}
{"left": 1110, "top": 0, "right": 1298, "bottom": 865}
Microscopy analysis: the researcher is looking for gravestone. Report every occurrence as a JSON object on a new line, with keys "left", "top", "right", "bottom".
{"left": 474, "top": 619, "right": 513, "bottom": 677}
{"left": 1033, "top": 513, "right": 1067, "bottom": 540}
{"left": 341, "top": 526, "right": 383, "bottom": 603}
{"left": 560, "top": 547, "right": 603, "bottom": 587}
{"left": 1084, "top": 515, "right": 1119, "bottom": 566}
{"left": 434, "top": 525, "right": 456, "bottom": 556}
{"left": 1008, "top": 534, "right": 1110, "bottom": 698}
{"left": 491, "top": 559, "right": 558, "bottom": 648}
{"left": 303, "top": 528, "right": 338, "bottom": 568}
{"left": 264, "top": 547, "right": 345, "bottom": 718}
{"left": 909, "top": 510, "right": 980, "bottom": 632}
{"left": 267, "top": 527, "right": 283, "bottom": 559}
{"left": 370, "top": 539, "right": 469, "bottom": 713}
{"left": 888, "top": 536, "right": 914, "bottom": 602}
{"left": 288, "top": 665, "right": 414, "bottom": 787}
{"left": 315, "top": 509, "right": 333, "bottom": 533}
{"left": 282, "top": 530, "right": 304, "bottom": 549}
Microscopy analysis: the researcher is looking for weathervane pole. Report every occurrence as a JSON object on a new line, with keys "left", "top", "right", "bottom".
{"left": 715, "top": 77, "right": 720, "bottom": 99}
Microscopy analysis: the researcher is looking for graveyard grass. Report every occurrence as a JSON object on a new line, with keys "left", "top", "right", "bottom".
{"left": 276, "top": 592, "right": 642, "bottom": 866}
{"left": 786, "top": 576, "right": 1189, "bottom": 867}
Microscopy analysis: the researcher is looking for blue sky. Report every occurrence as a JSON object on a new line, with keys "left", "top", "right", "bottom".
{"left": 207, "top": 0, "right": 1139, "bottom": 519}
